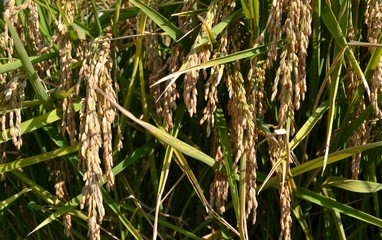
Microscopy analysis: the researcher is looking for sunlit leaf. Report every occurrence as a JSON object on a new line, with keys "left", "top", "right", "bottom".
{"left": 323, "top": 177, "right": 382, "bottom": 193}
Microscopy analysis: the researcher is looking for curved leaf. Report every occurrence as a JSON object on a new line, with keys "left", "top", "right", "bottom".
{"left": 297, "top": 187, "right": 382, "bottom": 228}
{"left": 0, "top": 188, "right": 32, "bottom": 212}
{"left": 323, "top": 177, "right": 382, "bottom": 193}
{"left": 0, "top": 145, "right": 78, "bottom": 173}
{"left": 0, "top": 103, "right": 81, "bottom": 144}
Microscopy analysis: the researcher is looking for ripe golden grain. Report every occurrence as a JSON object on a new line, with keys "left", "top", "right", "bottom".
{"left": 78, "top": 34, "right": 118, "bottom": 239}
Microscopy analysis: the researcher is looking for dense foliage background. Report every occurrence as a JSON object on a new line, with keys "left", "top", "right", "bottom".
{"left": 1, "top": 0, "right": 382, "bottom": 239}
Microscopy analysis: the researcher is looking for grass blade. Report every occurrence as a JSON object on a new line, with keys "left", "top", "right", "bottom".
{"left": 153, "top": 104, "right": 185, "bottom": 239}
{"left": 297, "top": 187, "right": 382, "bottom": 228}
{"left": 0, "top": 188, "right": 32, "bottom": 212}
{"left": 27, "top": 141, "right": 153, "bottom": 236}
{"left": 152, "top": 44, "right": 267, "bottom": 88}
{"left": 323, "top": 46, "right": 346, "bottom": 173}
{"left": 292, "top": 203, "right": 313, "bottom": 240}
{"left": 290, "top": 100, "right": 329, "bottom": 151}
{"left": 0, "top": 103, "right": 81, "bottom": 144}
{"left": 0, "top": 52, "right": 58, "bottom": 74}
{"left": 321, "top": 0, "right": 370, "bottom": 98}
{"left": 97, "top": 87, "right": 218, "bottom": 168}
{"left": 5, "top": 18, "right": 53, "bottom": 111}
{"left": 262, "top": 141, "right": 382, "bottom": 190}
{"left": 323, "top": 177, "right": 382, "bottom": 193}
{"left": 173, "top": 149, "right": 240, "bottom": 237}
{"left": 215, "top": 105, "right": 242, "bottom": 238}
{"left": 101, "top": 188, "right": 143, "bottom": 240}
{"left": 193, "top": 9, "right": 244, "bottom": 50}
{"left": 129, "top": 0, "right": 191, "bottom": 48}
{"left": 0, "top": 145, "right": 78, "bottom": 173}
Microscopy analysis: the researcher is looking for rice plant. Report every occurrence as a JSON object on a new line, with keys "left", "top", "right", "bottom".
{"left": 1, "top": 0, "right": 382, "bottom": 239}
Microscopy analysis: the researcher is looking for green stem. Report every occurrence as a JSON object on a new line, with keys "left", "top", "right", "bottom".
{"left": 139, "top": 58, "right": 158, "bottom": 192}
{"left": 369, "top": 158, "right": 382, "bottom": 237}
{"left": 112, "top": 0, "right": 122, "bottom": 37}
{"left": 6, "top": 19, "right": 54, "bottom": 111}
{"left": 115, "top": 0, "right": 150, "bottom": 151}
{"left": 90, "top": 0, "right": 103, "bottom": 36}
{"left": 239, "top": 153, "right": 248, "bottom": 239}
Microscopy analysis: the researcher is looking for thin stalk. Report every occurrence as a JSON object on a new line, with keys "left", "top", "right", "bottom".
{"left": 115, "top": 0, "right": 150, "bottom": 151}
{"left": 112, "top": 0, "right": 122, "bottom": 37}
{"left": 111, "top": 0, "right": 121, "bottom": 157}
{"left": 138, "top": 58, "right": 158, "bottom": 192}
{"left": 5, "top": 19, "right": 53, "bottom": 111}
{"left": 153, "top": 105, "right": 184, "bottom": 240}
{"left": 336, "top": 34, "right": 382, "bottom": 147}
{"left": 113, "top": 180, "right": 124, "bottom": 240}
{"left": 248, "top": 0, "right": 259, "bottom": 44}
{"left": 369, "top": 159, "right": 382, "bottom": 238}
{"left": 253, "top": 0, "right": 260, "bottom": 37}
{"left": 239, "top": 153, "right": 248, "bottom": 240}
{"left": 323, "top": 46, "right": 346, "bottom": 173}
{"left": 322, "top": 188, "right": 346, "bottom": 240}
{"left": 215, "top": 106, "right": 242, "bottom": 238}
{"left": 247, "top": 0, "right": 254, "bottom": 45}
{"left": 309, "top": 0, "right": 321, "bottom": 110}
{"left": 90, "top": 0, "right": 103, "bottom": 36}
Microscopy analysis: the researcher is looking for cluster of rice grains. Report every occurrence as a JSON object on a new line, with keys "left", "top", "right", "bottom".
{"left": 366, "top": 0, "right": 382, "bottom": 118}
{"left": 144, "top": 0, "right": 311, "bottom": 239}
{"left": 1, "top": 0, "right": 73, "bottom": 237}
{"left": 145, "top": 0, "right": 192, "bottom": 130}
{"left": 202, "top": 0, "right": 311, "bottom": 238}
{"left": 78, "top": 35, "right": 119, "bottom": 239}
{"left": 345, "top": 0, "right": 382, "bottom": 181}
{"left": 59, "top": 1, "right": 121, "bottom": 238}
{"left": 55, "top": 1, "right": 77, "bottom": 237}
{"left": 0, "top": 1, "right": 121, "bottom": 239}
{"left": 0, "top": 0, "right": 29, "bottom": 155}
{"left": 58, "top": 0, "right": 77, "bottom": 146}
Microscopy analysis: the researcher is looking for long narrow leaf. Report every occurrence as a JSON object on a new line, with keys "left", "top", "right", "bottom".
{"left": 11, "top": 171, "right": 56, "bottom": 206}
{"left": 297, "top": 187, "right": 382, "bottom": 228}
{"left": 0, "top": 188, "right": 32, "bottom": 212}
{"left": 97, "top": 87, "right": 218, "bottom": 168}
{"left": 323, "top": 177, "right": 382, "bottom": 193}
{"left": 321, "top": 0, "right": 370, "bottom": 98}
{"left": 152, "top": 44, "right": 267, "bottom": 88}
{"left": 129, "top": 0, "right": 191, "bottom": 48}
{"left": 28, "top": 141, "right": 154, "bottom": 236}
{"left": 153, "top": 104, "right": 185, "bottom": 239}
{"left": 0, "top": 52, "right": 58, "bottom": 74}
{"left": 5, "top": 18, "right": 53, "bottom": 110}
{"left": 101, "top": 188, "right": 143, "bottom": 240}
{"left": 0, "top": 103, "right": 81, "bottom": 144}
{"left": 193, "top": 9, "right": 244, "bottom": 50}
{"left": 261, "top": 141, "right": 382, "bottom": 190}
{"left": 215, "top": 105, "right": 242, "bottom": 238}
{"left": 290, "top": 100, "right": 329, "bottom": 151}
{"left": 173, "top": 149, "right": 240, "bottom": 237}
{"left": 0, "top": 145, "right": 78, "bottom": 173}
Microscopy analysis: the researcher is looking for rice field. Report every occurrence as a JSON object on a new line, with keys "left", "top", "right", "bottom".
{"left": 1, "top": 0, "right": 382, "bottom": 239}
